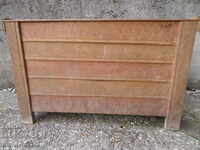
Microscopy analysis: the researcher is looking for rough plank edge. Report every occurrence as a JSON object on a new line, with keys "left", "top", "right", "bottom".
{"left": 30, "top": 93, "right": 168, "bottom": 100}
{"left": 25, "top": 57, "right": 174, "bottom": 64}
{"left": 23, "top": 39, "right": 176, "bottom": 46}
{"left": 28, "top": 75, "right": 170, "bottom": 83}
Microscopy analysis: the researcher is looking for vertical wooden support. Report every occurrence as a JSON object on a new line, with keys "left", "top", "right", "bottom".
{"left": 197, "top": 21, "right": 200, "bottom": 32}
{"left": 165, "top": 22, "right": 197, "bottom": 130}
{"left": 4, "top": 22, "right": 34, "bottom": 124}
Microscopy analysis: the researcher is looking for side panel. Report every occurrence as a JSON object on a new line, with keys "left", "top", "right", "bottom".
{"left": 165, "top": 22, "right": 198, "bottom": 129}
{"left": 4, "top": 22, "right": 34, "bottom": 124}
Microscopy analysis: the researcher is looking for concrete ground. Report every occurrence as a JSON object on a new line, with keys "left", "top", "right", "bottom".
{"left": 0, "top": 89, "right": 199, "bottom": 150}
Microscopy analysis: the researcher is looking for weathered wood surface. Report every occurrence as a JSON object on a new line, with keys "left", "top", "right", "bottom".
{"left": 29, "top": 78, "right": 170, "bottom": 98}
{"left": 26, "top": 61, "right": 173, "bottom": 81}
{"left": 4, "top": 20, "right": 198, "bottom": 129}
{"left": 21, "top": 22, "right": 179, "bottom": 43}
{"left": 23, "top": 42, "right": 176, "bottom": 61}
{"left": 31, "top": 95, "right": 167, "bottom": 116}
{"left": 4, "top": 22, "right": 34, "bottom": 124}
{"left": 197, "top": 22, "right": 200, "bottom": 31}
{"left": 164, "top": 22, "right": 198, "bottom": 129}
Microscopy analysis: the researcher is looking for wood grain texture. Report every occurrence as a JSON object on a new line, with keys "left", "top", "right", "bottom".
{"left": 23, "top": 39, "right": 176, "bottom": 46}
{"left": 29, "top": 78, "right": 170, "bottom": 98}
{"left": 31, "top": 95, "right": 167, "bottom": 116}
{"left": 197, "top": 22, "right": 200, "bottom": 32}
{"left": 5, "top": 19, "right": 198, "bottom": 129}
{"left": 26, "top": 61, "right": 173, "bottom": 81}
{"left": 165, "top": 22, "right": 198, "bottom": 130}
{"left": 23, "top": 42, "right": 176, "bottom": 61}
{"left": 25, "top": 57, "right": 173, "bottom": 64}
{"left": 20, "top": 22, "right": 179, "bottom": 43}
{"left": 4, "top": 22, "right": 34, "bottom": 124}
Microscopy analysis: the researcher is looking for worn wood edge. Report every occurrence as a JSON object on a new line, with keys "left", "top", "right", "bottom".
{"left": 193, "top": 16, "right": 200, "bottom": 32}
{"left": 164, "top": 22, "right": 198, "bottom": 130}
{"left": 2, "top": 18, "right": 200, "bottom": 22}
{"left": 25, "top": 57, "right": 174, "bottom": 64}
{"left": 31, "top": 95, "right": 167, "bottom": 116}
{"left": 197, "top": 22, "right": 200, "bottom": 32}
{"left": 23, "top": 39, "right": 176, "bottom": 46}
{"left": 30, "top": 93, "right": 168, "bottom": 100}
{"left": 165, "top": 22, "right": 183, "bottom": 130}
{"left": 28, "top": 75, "right": 170, "bottom": 83}
{"left": 4, "top": 22, "right": 34, "bottom": 124}
{"left": 15, "top": 22, "right": 35, "bottom": 124}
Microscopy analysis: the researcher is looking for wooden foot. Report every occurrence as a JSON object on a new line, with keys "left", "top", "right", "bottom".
{"left": 21, "top": 112, "right": 35, "bottom": 124}
{"left": 164, "top": 116, "right": 181, "bottom": 130}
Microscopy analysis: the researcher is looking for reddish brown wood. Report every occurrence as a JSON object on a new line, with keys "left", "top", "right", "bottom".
{"left": 4, "top": 22, "right": 34, "bottom": 124}
{"left": 29, "top": 78, "right": 170, "bottom": 98}
{"left": 165, "top": 22, "right": 198, "bottom": 130}
{"left": 20, "top": 22, "right": 179, "bottom": 43}
{"left": 31, "top": 96, "right": 167, "bottom": 116}
{"left": 26, "top": 61, "right": 173, "bottom": 81}
{"left": 4, "top": 19, "right": 198, "bottom": 129}
{"left": 23, "top": 42, "right": 176, "bottom": 61}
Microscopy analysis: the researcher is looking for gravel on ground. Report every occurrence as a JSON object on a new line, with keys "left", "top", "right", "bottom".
{"left": 0, "top": 89, "right": 200, "bottom": 150}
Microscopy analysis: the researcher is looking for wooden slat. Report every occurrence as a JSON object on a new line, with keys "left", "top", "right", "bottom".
{"left": 23, "top": 42, "right": 176, "bottom": 61}
{"left": 28, "top": 76, "right": 169, "bottom": 83}
{"left": 31, "top": 95, "right": 167, "bottom": 116}
{"left": 20, "top": 22, "right": 179, "bottom": 42}
{"left": 165, "top": 22, "right": 198, "bottom": 129}
{"left": 23, "top": 39, "right": 176, "bottom": 46}
{"left": 4, "top": 22, "right": 34, "bottom": 123}
{"left": 26, "top": 61, "right": 173, "bottom": 81}
{"left": 29, "top": 78, "right": 170, "bottom": 98}
{"left": 25, "top": 57, "right": 173, "bottom": 64}
{"left": 30, "top": 93, "right": 167, "bottom": 99}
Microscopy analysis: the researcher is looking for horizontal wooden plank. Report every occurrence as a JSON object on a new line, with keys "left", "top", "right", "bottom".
{"left": 30, "top": 93, "right": 167, "bottom": 99}
{"left": 26, "top": 61, "right": 173, "bottom": 81}
{"left": 28, "top": 76, "right": 168, "bottom": 83}
{"left": 23, "top": 42, "right": 176, "bottom": 61}
{"left": 21, "top": 22, "right": 179, "bottom": 42}
{"left": 23, "top": 39, "right": 176, "bottom": 46}
{"left": 25, "top": 57, "right": 173, "bottom": 64}
{"left": 29, "top": 79, "right": 170, "bottom": 98}
{"left": 31, "top": 95, "right": 167, "bottom": 116}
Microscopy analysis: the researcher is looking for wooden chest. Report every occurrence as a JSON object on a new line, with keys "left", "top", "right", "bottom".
{"left": 4, "top": 19, "right": 199, "bottom": 129}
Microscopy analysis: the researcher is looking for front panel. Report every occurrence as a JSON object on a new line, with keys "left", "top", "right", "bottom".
{"left": 19, "top": 21, "right": 180, "bottom": 116}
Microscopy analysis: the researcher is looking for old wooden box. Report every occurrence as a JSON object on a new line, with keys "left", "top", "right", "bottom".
{"left": 4, "top": 19, "right": 199, "bottom": 129}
